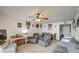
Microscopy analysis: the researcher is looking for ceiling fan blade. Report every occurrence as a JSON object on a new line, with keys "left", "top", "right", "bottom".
{"left": 42, "top": 18, "right": 48, "bottom": 20}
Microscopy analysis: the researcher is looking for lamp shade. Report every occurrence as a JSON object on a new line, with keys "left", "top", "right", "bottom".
{"left": 21, "top": 29, "right": 28, "bottom": 34}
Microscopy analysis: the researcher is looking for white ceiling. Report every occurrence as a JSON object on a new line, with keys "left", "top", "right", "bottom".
{"left": 0, "top": 6, "right": 78, "bottom": 22}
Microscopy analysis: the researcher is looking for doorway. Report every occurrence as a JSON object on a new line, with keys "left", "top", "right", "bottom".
{"left": 60, "top": 24, "right": 71, "bottom": 40}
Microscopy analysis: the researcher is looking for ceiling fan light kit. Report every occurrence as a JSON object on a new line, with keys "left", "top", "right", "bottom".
{"left": 36, "top": 19, "right": 41, "bottom": 22}
{"left": 26, "top": 12, "right": 48, "bottom": 22}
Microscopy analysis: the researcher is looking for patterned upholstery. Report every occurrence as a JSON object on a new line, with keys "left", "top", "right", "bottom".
{"left": 3, "top": 43, "right": 16, "bottom": 53}
{"left": 28, "top": 33, "right": 39, "bottom": 44}
{"left": 38, "top": 33, "right": 51, "bottom": 47}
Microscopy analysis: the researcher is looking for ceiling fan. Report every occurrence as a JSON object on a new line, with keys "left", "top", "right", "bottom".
{"left": 28, "top": 12, "right": 48, "bottom": 22}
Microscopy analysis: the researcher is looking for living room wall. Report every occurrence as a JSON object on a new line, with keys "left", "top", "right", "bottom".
{"left": 0, "top": 16, "right": 25, "bottom": 39}
{"left": 0, "top": 15, "right": 73, "bottom": 40}
{"left": 27, "top": 22, "right": 42, "bottom": 36}
{"left": 42, "top": 21, "right": 73, "bottom": 40}
{"left": 73, "top": 8, "right": 79, "bottom": 42}
{"left": 0, "top": 16, "right": 42, "bottom": 39}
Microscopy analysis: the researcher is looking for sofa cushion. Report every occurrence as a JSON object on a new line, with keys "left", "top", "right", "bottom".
{"left": 54, "top": 40, "right": 79, "bottom": 53}
{"left": 70, "top": 38, "right": 78, "bottom": 43}
{"left": 53, "top": 45, "right": 68, "bottom": 53}
{"left": 3, "top": 43, "right": 16, "bottom": 53}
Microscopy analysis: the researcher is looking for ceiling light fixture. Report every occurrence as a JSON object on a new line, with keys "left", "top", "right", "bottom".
{"left": 36, "top": 19, "right": 41, "bottom": 22}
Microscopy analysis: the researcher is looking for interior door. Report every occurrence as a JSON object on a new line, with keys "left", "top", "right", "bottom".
{"left": 60, "top": 24, "right": 71, "bottom": 39}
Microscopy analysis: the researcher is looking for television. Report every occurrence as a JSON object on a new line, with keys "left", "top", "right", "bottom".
{"left": 0, "top": 29, "right": 7, "bottom": 41}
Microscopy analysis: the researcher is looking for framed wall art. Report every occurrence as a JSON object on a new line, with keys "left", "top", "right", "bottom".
{"left": 26, "top": 21, "right": 30, "bottom": 29}
{"left": 40, "top": 24, "right": 42, "bottom": 28}
{"left": 17, "top": 23, "right": 22, "bottom": 28}
{"left": 32, "top": 24, "right": 34, "bottom": 27}
{"left": 26, "top": 21, "right": 30, "bottom": 26}
{"left": 36, "top": 24, "right": 39, "bottom": 28}
{"left": 48, "top": 24, "right": 52, "bottom": 30}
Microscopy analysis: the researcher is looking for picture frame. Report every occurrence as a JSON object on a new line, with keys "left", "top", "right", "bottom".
{"left": 40, "top": 24, "right": 42, "bottom": 28}
{"left": 48, "top": 24, "right": 52, "bottom": 30}
{"left": 17, "top": 23, "right": 22, "bottom": 28}
{"left": 26, "top": 21, "right": 30, "bottom": 26}
{"left": 26, "top": 21, "right": 30, "bottom": 29}
{"left": 32, "top": 24, "right": 34, "bottom": 27}
{"left": 36, "top": 24, "right": 39, "bottom": 28}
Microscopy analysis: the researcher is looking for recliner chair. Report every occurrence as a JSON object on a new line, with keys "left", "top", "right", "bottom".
{"left": 28, "top": 33, "right": 39, "bottom": 44}
{"left": 38, "top": 33, "right": 51, "bottom": 47}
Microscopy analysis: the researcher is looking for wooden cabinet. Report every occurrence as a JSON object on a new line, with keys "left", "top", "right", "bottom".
{"left": 15, "top": 38, "right": 25, "bottom": 46}
{"left": 10, "top": 37, "right": 28, "bottom": 46}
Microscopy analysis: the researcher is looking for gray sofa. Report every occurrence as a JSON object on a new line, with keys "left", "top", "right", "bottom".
{"left": 3, "top": 43, "right": 16, "bottom": 53}
{"left": 38, "top": 33, "right": 51, "bottom": 47}
{"left": 53, "top": 38, "right": 79, "bottom": 53}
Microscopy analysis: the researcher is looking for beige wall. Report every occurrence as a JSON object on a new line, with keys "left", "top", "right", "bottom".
{"left": 0, "top": 16, "right": 73, "bottom": 40}
{"left": 0, "top": 16, "right": 21, "bottom": 39}
{"left": 42, "top": 21, "right": 72, "bottom": 40}
{"left": 27, "top": 22, "right": 42, "bottom": 36}
{"left": 0, "top": 16, "right": 42, "bottom": 39}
